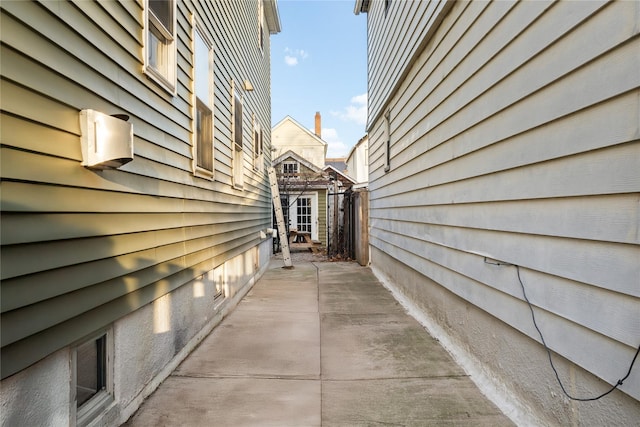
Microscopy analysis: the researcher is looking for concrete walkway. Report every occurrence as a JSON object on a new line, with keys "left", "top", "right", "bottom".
{"left": 125, "top": 260, "right": 513, "bottom": 426}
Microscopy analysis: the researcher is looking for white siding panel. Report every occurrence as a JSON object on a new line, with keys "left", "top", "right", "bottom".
{"left": 369, "top": 228, "right": 639, "bottom": 347}
{"left": 383, "top": 91, "right": 639, "bottom": 193}
{"left": 366, "top": 0, "right": 640, "bottom": 408}
{"left": 384, "top": 39, "right": 640, "bottom": 193}
{"left": 396, "top": 0, "right": 612, "bottom": 134}
{"left": 371, "top": 219, "right": 639, "bottom": 296}
{"left": 372, "top": 143, "right": 640, "bottom": 207}
{"left": 366, "top": 0, "right": 454, "bottom": 127}
{"left": 373, "top": 194, "right": 640, "bottom": 245}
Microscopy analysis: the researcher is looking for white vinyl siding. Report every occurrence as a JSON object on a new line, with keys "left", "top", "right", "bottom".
{"left": 271, "top": 117, "right": 327, "bottom": 169}
{"left": 366, "top": 0, "right": 453, "bottom": 128}
{"left": 367, "top": 0, "right": 640, "bottom": 407}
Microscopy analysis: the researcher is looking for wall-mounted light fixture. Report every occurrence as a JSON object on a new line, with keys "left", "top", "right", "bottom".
{"left": 243, "top": 79, "right": 254, "bottom": 92}
{"left": 80, "top": 109, "right": 134, "bottom": 169}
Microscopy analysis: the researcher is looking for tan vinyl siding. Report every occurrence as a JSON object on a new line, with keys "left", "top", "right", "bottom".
{"left": 367, "top": 0, "right": 640, "bottom": 404}
{"left": 318, "top": 189, "right": 327, "bottom": 246}
{"left": 0, "top": 0, "right": 273, "bottom": 379}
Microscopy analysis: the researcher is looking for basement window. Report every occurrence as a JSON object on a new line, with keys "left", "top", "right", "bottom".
{"left": 74, "top": 331, "right": 113, "bottom": 426}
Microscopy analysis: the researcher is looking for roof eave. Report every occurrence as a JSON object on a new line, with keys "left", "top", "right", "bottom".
{"left": 272, "top": 116, "right": 328, "bottom": 148}
{"left": 265, "top": 0, "right": 282, "bottom": 34}
{"left": 324, "top": 165, "right": 356, "bottom": 184}
{"left": 354, "top": 0, "right": 369, "bottom": 15}
{"left": 273, "top": 150, "right": 324, "bottom": 174}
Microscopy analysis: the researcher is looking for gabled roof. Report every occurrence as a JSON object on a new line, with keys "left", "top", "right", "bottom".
{"left": 273, "top": 150, "right": 324, "bottom": 175}
{"left": 325, "top": 158, "right": 347, "bottom": 172}
{"left": 323, "top": 165, "right": 356, "bottom": 184}
{"left": 272, "top": 115, "right": 328, "bottom": 149}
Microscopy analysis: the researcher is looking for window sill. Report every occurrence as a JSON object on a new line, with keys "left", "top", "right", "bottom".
{"left": 144, "top": 67, "right": 176, "bottom": 96}
{"left": 77, "top": 391, "right": 114, "bottom": 427}
{"left": 194, "top": 166, "right": 214, "bottom": 180}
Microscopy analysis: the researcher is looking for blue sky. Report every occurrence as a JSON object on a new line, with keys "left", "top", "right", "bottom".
{"left": 271, "top": 0, "right": 367, "bottom": 158}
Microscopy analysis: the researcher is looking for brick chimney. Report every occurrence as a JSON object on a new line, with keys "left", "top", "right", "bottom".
{"left": 315, "top": 112, "right": 321, "bottom": 138}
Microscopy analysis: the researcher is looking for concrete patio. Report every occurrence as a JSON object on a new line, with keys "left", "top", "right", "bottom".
{"left": 124, "top": 259, "right": 513, "bottom": 426}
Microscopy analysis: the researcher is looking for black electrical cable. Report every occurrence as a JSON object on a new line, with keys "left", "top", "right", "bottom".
{"left": 514, "top": 264, "right": 640, "bottom": 401}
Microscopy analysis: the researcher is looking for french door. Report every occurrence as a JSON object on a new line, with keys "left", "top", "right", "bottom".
{"left": 288, "top": 193, "right": 318, "bottom": 241}
{"left": 296, "top": 196, "right": 312, "bottom": 233}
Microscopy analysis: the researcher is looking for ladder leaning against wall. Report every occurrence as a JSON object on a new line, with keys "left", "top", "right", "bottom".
{"left": 267, "top": 166, "right": 292, "bottom": 268}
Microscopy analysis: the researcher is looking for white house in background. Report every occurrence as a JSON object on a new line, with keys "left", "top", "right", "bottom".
{"left": 356, "top": 0, "right": 639, "bottom": 425}
{"left": 272, "top": 113, "right": 327, "bottom": 169}
{"left": 0, "top": 1, "right": 280, "bottom": 426}
{"left": 272, "top": 149, "right": 327, "bottom": 246}
{"left": 272, "top": 114, "right": 329, "bottom": 247}
{"left": 346, "top": 134, "right": 369, "bottom": 186}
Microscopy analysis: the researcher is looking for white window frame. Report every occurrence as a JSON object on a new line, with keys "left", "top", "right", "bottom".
{"left": 282, "top": 161, "right": 298, "bottom": 177}
{"left": 253, "top": 115, "right": 264, "bottom": 173}
{"left": 72, "top": 329, "right": 114, "bottom": 427}
{"left": 288, "top": 192, "right": 318, "bottom": 241}
{"left": 193, "top": 21, "right": 215, "bottom": 179}
{"left": 144, "top": 0, "right": 177, "bottom": 94}
{"left": 258, "top": 0, "right": 265, "bottom": 54}
{"left": 231, "top": 80, "right": 245, "bottom": 189}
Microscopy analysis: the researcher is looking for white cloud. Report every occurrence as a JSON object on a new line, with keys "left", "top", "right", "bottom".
{"left": 331, "top": 93, "right": 368, "bottom": 126}
{"left": 322, "top": 128, "right": 339, "bottom": 140}
{"left": 321, "top": 128, "right": 350, "bottom": 158}
{"left": 284, "top": 55, "right": 298, "bottom": 66}
{"left": 351, "top": 93, "right": 367, "bottom": 105}
{"left": 283, "top": 47, "right": 309, "bottom": 66}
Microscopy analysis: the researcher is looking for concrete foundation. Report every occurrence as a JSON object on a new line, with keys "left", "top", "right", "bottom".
{"left": 371, "top": 246, "right": 640, "bottom": 427}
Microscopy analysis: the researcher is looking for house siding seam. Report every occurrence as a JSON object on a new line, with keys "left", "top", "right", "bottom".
{"left": 0, "top": 0, "right": 279, "bottom": 425}
{"left": 364, "top": 0, "right": 640, "bottom": 424}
